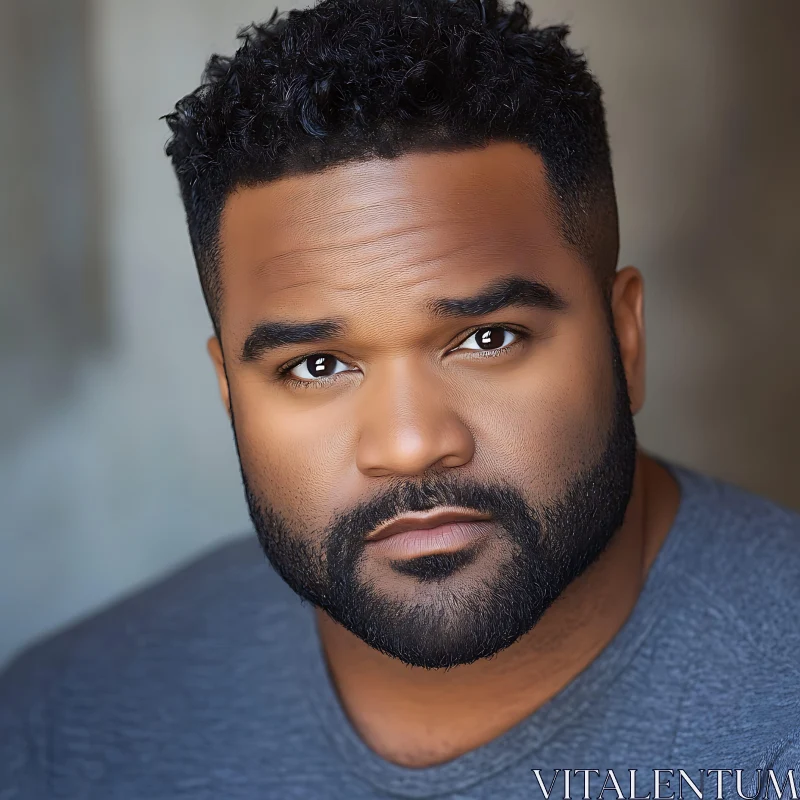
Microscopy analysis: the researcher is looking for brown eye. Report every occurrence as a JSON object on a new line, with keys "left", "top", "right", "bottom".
{"left": 288, "top": 354, "right": 349, "bottom": 381}
{"left": 457, "top": 327, "right": 517, "bottom": 352}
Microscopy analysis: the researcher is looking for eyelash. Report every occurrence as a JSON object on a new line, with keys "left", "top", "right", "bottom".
{"left": 276, "top": 325, "right": 530, "bottom": 389}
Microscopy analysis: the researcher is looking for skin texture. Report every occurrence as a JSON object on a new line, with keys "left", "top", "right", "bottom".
{"left": 208, "top": 141, "right": 681, "bottom": 767}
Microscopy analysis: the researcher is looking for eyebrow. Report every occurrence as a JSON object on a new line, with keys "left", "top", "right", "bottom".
{"left": 426, "top": 275, "right": 568, "bottom": 319}
{"left": 241, "top": 319, "right": 345, "bottom": 362}
{"left": 240, "top": 275, "right": 567, "bottom": 362}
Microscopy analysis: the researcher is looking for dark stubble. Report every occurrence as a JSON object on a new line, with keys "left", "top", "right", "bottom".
{"left": 233, "top": 327, "right": 637, "bottom": 669}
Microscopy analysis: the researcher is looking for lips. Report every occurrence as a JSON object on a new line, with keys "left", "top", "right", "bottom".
{"left": 365, "top": 508, "right": 493, "bottom": 542}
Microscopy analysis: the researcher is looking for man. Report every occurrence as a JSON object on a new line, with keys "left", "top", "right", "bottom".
{"left": 1, "top": 0, "right": 798, "bottom": 797}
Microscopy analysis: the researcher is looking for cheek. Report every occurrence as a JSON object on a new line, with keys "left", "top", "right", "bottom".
{"left": 231, "top": 376, "right": 354, "bottom": 523}
{"left": 466, "top": 329, "right": 612, "bottom": 497}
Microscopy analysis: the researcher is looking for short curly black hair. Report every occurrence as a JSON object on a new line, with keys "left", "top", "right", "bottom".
{"left": 163, "top": 0, "right": 619, "bottom": 338}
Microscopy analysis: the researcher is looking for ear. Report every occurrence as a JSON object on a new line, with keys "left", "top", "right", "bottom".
{"left": 610, "top": 266, "right": 646, "bottom": 415}
{"left": 207, "top": 335, "right": 231, "bottom": 419}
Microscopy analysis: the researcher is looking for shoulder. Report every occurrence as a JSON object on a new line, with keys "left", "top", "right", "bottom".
{"left": 662, "top": 460, "right": 800, "bottom": 674}
{"left": 7, "top": 533, "right": 296, "bottom": 666}
{"left": 0, "top": 533, "right": 305, "bottom": 719}
{"left": 0, "top": 535, "right": 316, "bottom": 791}
{"left": 631, "top": 463, "right": 800, "bottom": 761}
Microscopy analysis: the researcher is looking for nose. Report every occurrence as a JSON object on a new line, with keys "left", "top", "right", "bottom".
{"left": 355, "top": 358, "right": 475, "bottom": 478}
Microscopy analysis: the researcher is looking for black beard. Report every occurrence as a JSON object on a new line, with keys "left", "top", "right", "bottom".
{"left": 233, "top": 328, "right": 637, "bottom": 669}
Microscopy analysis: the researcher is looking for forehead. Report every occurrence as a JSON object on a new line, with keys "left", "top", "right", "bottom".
{"left": 217, "top": 142, "right": 579, "bottom": 332}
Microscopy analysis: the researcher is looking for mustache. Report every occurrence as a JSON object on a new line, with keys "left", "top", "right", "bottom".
{"left": 323, "top": 474, "right": 535, "bottom": 546}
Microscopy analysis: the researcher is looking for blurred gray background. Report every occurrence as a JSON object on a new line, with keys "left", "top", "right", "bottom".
{"left": 1, "top": 0, "right": 798, "bottom": 669}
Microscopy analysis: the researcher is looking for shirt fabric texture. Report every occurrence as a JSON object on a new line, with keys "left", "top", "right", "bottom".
{"left": 1, "top": 459, "right": 799, "bottom": 799}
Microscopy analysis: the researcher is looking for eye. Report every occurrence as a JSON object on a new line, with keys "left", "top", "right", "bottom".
{"left": 286, "top": 353, "right": 351, "bottom": 381}
{"left": 455, "top": 326, "right": 519, "bottom": 352}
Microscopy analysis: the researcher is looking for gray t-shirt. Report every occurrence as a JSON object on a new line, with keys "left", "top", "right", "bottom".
{"left": 2, "top": 460, "right": 799, "bottom": 799}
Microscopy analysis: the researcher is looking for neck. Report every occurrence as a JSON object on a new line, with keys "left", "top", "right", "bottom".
{"left": 314, "top": 450, "right": 680, "bottom": 768}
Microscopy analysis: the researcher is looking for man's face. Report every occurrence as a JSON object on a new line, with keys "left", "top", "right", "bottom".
{"left": 213, "top": 141, "right": 638, "bottom": 669}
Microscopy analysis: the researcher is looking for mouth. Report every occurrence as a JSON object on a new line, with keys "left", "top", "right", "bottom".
{"left": 365, "top": 508, "right": 495, "bottom": 559}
